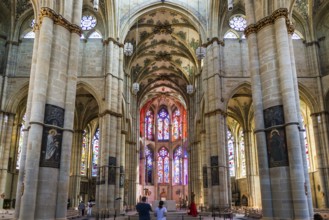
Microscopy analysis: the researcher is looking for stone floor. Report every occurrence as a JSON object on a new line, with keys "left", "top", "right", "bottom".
{"left": 0, "top": 209, "right": 250, "bottom": 220}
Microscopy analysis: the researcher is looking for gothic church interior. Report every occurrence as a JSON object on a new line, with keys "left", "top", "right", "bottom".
{"left": 1, "top": 0, "right": 329, "bottom": 219}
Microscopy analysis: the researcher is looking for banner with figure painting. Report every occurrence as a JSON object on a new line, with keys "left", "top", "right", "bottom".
{"left": 264, "top": 105, "right": 289, "bottom": 168}
{"left": 40, "top": 104, "right": 65, "bottom": 168}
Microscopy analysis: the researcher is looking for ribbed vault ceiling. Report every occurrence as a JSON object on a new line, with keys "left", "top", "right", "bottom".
{"left": 125, "top": 8, "right": 201, "bottom": 108}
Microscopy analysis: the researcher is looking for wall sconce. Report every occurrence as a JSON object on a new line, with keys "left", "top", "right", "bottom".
{"left": 124, "top": 42, "right": 134, "bottom": 56}
{"left": 132, "top": 82, "right": 140, "bottom": 95}
{"left": 196, "top": 46, "right": 206, "bottom": 60}
{"left": 187, "top": 85, "right": 193, "bottom": 94}
{"left": 93, "top": 0, "right": 99, "bottom": 11}
{"left": 228, "top": 0, "right": 233, "bottom": 11}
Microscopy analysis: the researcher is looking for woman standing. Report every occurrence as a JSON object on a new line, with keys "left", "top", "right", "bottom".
{"left": 155, "top": 201, "right": 167, "bottom": 220}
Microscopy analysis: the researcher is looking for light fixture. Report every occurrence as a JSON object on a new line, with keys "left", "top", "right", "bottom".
{"left": 186, "top": 85, "right": 193, "bottom": 94}
{"left": 195, "top": 0, "right": 206, "bottom": 60}
{"left": 195, "top": 47, "right": 206, "bottom": 60}
{"left": 132, "top": 82, "right": 140, "bottom": 94}
{"left": 228, "top": 0, "right": 233, "bottom": 11}
{"left": 124, "top": 0, "right": 134, "bottom": 56}
{"left": 124, "top": 42, "right": 134, "bottom": 56}
{"left": 93, "top": 0, "right": 99, "bottom": 12}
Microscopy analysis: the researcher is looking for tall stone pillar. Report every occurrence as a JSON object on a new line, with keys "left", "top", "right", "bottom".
{"left": 16, "top": 3, "right": 82, "bottom": 219}
{"left": 244, "top": 130, "right": 261, "bottom": 207}
{"left": 244, "top": 2, "right": 313, "bottom": 218}
{"left": 203, "top": 39, "right": 230, "bottom": 209}
{"left": 96, "top": 39, "right": 123, "bottom": 215}
{"left": 68, "top": 130, "right": 84, "bottom": 208}
{"left": 0, "top": 113, "right": 14, "bottom": 209}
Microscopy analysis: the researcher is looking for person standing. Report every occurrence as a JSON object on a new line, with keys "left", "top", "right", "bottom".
{"left": 136, "top": 196, "right": 152, "bottom": 220}
{"left": 155, "top": 201, "right": 167, "bottom": 220}
{"left": 87, "top": 200, "right": 93, "bottom": 216}
{"left": 78, "top": 201, "right": 86, "bottom": 216}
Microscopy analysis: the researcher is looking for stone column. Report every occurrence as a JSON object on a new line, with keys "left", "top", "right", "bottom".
{"left": 244, "top": 1, "right": 273, "bottom": 218}
{"left": 14, "top": 28, "right": 39, "bottom": 217}
{"left": 96, "top": 39, "right": 123, "bottom": 215}
{"left": 202, "top": 39, "right": 229, "bottom": 209}
{"left": 0, "top": 113, "right": 14, "bottom": 209}
{"left": 69, "top": 130, "right": 84, "bottom": 208}
{"left": 17, "top": 4, "right": 82, "bottom": 219}
{"left": 274, "top": 15, "right": 311, "bottom": 219}
{"left": 244, "top": 130, "right": 260, "bottom": 207}
{"left": 310, "top": 114, "right": 329, "bottom": 208}
{"left": 245, "top": 2, "right": 312, "bottom": 218}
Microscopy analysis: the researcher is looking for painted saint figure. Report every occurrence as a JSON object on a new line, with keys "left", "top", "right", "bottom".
{"left": 45, "top": 129, "right": 59, "bottom": 160}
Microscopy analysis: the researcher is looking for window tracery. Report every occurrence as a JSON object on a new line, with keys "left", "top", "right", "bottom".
{"left": 229, "top": 15, "right": 247, "bottom": 32}
{"left": 81, "top": 15, "right": 97, "bottom": 31}
{"left": 158, "top": 147, "right": 169, "bottom": 183}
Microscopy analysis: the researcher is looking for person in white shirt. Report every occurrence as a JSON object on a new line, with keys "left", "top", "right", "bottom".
{"left": 155, "top": 201, "right": 167, "bottom": 220}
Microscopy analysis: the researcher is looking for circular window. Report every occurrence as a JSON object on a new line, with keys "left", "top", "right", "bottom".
{"left": 81, "top": 15, "right": 97, "bottom": 31}
{"left": 229, "top": 15, "right": 247, "bottom": 32}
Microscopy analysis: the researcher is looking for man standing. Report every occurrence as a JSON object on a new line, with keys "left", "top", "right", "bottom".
{"left": 136, "top": 196, "right": 152, "bottom": 220}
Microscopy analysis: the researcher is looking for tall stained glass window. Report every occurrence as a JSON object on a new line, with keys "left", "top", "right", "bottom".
{"left": 239, "top": 130, "right": 246, "bottom": 177}
{"left": 17, "top": 114, "right": 26, "bottom": 170}
{"left": 92, "top": 128, "right": 100, "bottom": 177}
{"left": 81, "top": 129, "right": 88, "bottom": 175}
{"left": 157, "top": 108, "right": 169, "bottom": 141}
{"left": 158, "top": 147, "right": 169, "bottom": 183}
{"left": 145, "top": 110, "right": 154, "bottom": 140}
{"left": 145, "top": 145, "right": 154, "bottom": 184}
{"left": 227, "top": 129, "right": 235, "bottom": 176}
{"left": 172, "top": 109, "right": 181, "bottom": 140}
{"left": 302, "top": 117, "right": 310, "bottom": 169}
{"left": 173, "top": 146, "right": 188, "bottom": 185}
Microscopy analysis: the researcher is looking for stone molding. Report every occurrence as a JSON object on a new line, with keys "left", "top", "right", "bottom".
{"left": 99, "top": 109, "right": 122, "bottom": 118}
{"left": 244, "top": 8, "right": 294, "bottom": 38}
{"left": 34, "top": 7, "right": 82, "bottom": 36}
{"left": 29, "top": 121, "right": 74, "bottom": 133}
{"left": 204, "top": 108, "right": 227, "bottom": 117}
{"left": 203, "top": 37, "right": 225, "bottom": 47}
{"left": 103, "top": 37, "right": 124, "bottom": 47}
{"left": 254, "top": 121, "right": 299, "bottom": 134}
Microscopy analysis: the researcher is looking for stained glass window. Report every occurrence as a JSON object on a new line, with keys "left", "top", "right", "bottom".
{"left": 145, "top": 110, "right": 154, "bottom": 140}
{"left": 89, "top": 31, "right": 102, "bottom": 39}
{"left": 292, "top": 32, "right": 302, "bottom": 40}
{"left": 30, "top": 19, "right": 35, "bottom": 28}
{"left": 157, "top": 108, "right": 169, "bottom": 141}
{"left": 92, "top": 128, "right": 100, "bottom": 177}
{"left": 158, "top": 147, "right": 169, "bottom": 183}
{"left": 81, "top": 15, "right": 97, "bottom": 31}
{"left": 23, "top": 31, "right": 35, "bottom": 38}
{"left": 81, "top": 129, "right": 88, "bottom": 175}
{"left": 302, "top": 117, "right": 310, "bottom": 169}
{"left": 239, "top": 130, "right": 246, "bottom": 177}
{"left": 145, "top": 145, "right": 154, "bottom": 184}
{"left": 227, "top": 129, "right": 235, "bottom": 176}
{"left": 229, "top": 15, "right": 247, "bottom": 32}
{"left": 172, "top": 109, "right": 181, "bottom": 140}
{"left": 173, "top": 146, "right": 187, "bottom": 185}
{"left": 224, "top": 31, "right": 238, "bottom": 39}
{"left": 16, "top": 114, "right": 26, "bottom": 170}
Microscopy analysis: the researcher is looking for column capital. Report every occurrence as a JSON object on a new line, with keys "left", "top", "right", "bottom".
{"left": 244, "top": 8, "right": 294, "bottom": 38}
{"left": 34, "top": 7, "right": 82, "bottom": 36}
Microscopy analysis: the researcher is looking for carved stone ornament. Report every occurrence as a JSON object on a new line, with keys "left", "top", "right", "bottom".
{"left": 35, "top": 7, "right": 82, "bottom": 35}
{"left": 244, "top": 8, "right": 295, "bottom": 38}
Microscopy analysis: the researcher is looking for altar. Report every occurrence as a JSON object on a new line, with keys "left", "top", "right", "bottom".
{"left": 152, "top": 200, "right": 176, "bottom": 211}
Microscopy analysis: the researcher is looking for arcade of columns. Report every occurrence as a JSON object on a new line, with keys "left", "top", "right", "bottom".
{"left": 0, "top": 0, "right": 329, "bottom": 219}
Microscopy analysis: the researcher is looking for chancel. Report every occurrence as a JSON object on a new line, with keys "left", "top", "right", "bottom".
{"left": 0, "top": 0, "right": 329, "bottom": 220}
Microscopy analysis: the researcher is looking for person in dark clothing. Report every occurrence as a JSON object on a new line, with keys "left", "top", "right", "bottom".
{"left": 136, "top": 196, "right": 152, "bottom": 220}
